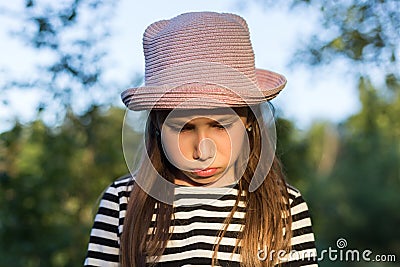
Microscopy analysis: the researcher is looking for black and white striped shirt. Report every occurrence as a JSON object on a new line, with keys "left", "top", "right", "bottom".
{"left": 84, "top": 176, "right": 318, "bottom": 266}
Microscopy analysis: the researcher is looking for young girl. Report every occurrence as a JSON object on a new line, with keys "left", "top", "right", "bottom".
{"left": 84, "top": 12, "right": 317, "bottom": 267}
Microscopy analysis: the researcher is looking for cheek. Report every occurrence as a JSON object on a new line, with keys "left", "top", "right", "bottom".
{"left": 161, "top": 132, "right": 180, "bottom": 161}
{"left": 227, "top": 117, "right": 249, "bottom": 161}
{"left": 231, "top": 131, "right": 247, "bottom": 159}
{"left": 218, "top": 127, "right": 247, "bottom": 162}
{"left": 161, "top": 132, "right": 191, "bottom": 165}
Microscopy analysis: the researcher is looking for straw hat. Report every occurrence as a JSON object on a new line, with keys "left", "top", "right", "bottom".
{"left": 121, "top": 12, "right": 287, "bottom": 111}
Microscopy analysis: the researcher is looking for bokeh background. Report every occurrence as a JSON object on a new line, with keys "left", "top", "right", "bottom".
{"left": 0, "top": 0, "right": 399, "bottom": 266}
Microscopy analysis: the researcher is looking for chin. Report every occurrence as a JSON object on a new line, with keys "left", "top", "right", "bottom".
{"left": 186, "top": 174, "right": 217, "bottom": 183}
{"left": 175, "top": 168, "right": 233, "bottom": 187}
{"left": 182, "top": 173, "right": 222, "bottom": 186}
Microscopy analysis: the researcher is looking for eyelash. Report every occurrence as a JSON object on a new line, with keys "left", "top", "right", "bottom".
{"left": 168, "top": 123, "right": 233, "bottom": 132}
{"left": 215, "top": 123, "right": 233, "bottom": 130}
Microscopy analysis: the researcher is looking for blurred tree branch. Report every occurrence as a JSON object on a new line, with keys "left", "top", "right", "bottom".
{"left": 0, "top": 0, "right": 116, "bottom": 117}
{"left": 253, "top": 1, "right": 400, "bottom": 261}
{"left": 255, "top": 0, "right": 400, "bottom": 90}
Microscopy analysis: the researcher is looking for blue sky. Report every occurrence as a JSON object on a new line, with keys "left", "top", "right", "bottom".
{"left": 0, "top": 0, "right": 361, "bottom": 131}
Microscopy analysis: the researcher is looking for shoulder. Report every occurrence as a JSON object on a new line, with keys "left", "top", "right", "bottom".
{"left": 103, "top": 173, "right": 134, "bottom": 196}
{"left": 285, "top": 183, "right": 318, "bottom": 265}
{"left": 286, "top": 183, "right": 309, "bottom": 210}
{"left": 90, "top": 174, "right": 135, "bottom": 231}
{"left": 285, "top": 183, "right": 315, "bottom": 239}
{"left": 96, "top": 174, "right": 134, "bottom": 212}
{"left": 84, "top": 175, "right": 134, "bottom": 266}
{"left": 112, "top": 173, "right": 135, "bottom": 189}
{"left": 285, "top": 183, "right": 313, "bottom": 227}
{"left": 286, "top": 183, "right": 302, "bottom": 199}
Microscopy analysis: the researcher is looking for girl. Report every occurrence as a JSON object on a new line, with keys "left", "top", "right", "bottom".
{"left": 84, "top": 12, "right": 318, "bottom": 267}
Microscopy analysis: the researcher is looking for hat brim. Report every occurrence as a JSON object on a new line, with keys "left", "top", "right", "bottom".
{"left": 121, "top": 68, "right": 286, "bottom": 111}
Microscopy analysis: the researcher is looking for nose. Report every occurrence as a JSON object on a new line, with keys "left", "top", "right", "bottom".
{"left": 193, "top": 136, "right": 215, "bottom": 161}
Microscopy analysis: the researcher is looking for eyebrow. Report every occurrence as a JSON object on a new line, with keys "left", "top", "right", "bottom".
{"left": 166, "top": 116, "right": 240, "bottom": 125}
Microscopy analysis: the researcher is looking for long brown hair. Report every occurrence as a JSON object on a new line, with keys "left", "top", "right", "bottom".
{"left": 121, "top": 105, "right": 292, "bottom": 267}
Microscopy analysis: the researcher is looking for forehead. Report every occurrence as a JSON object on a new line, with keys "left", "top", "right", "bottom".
{"left": 156, "top": 107, "right": 248, "bottom": 122}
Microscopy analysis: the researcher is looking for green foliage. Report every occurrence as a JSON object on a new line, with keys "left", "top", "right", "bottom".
{"left": 1, "top": 0, "right": 399, "bottom": 266}
{"left": 1, "top": 92, "right": 399, "bottom": 266}
{"left": 0, "top": 107, "right": 133, "bottom": 267}
{"left": 259, "top": 1, "right": 400, "bottom": 264}
{"left": 293, "top": 0, "right": 399, "bottom": 68}
{"left": 0, "top": 0, "right": 116, "bottom": 115}
{"left": 276, "top": 77, "right": 400, "bottom": 266}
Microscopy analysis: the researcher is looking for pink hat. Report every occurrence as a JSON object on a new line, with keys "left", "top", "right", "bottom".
{"left": 121, "top": 12, "right": 287, "bottom": 111}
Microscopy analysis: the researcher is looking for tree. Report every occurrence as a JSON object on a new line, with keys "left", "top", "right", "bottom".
{"left": 0, "top": 106, "right": 138, "bottom": 266}
{"left": 274, "top": 78, "right": 400, "bottom": 266}
{"left": 253, "top": 1, "right": 400, "bottom": 265}
{"left": 0, "top": 0, "right": 117, "bottom": 120}
{"left": 291, "top": 0, "right": 400, "bottom": 88}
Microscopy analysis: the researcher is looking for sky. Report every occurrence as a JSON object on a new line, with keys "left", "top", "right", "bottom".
{"left": 0, "top": 0, "right": 361, "bottom": 132}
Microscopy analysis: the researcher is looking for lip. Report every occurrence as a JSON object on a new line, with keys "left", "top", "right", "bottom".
{"left": 191, "top": 168, "right": 218, "bottom": 177}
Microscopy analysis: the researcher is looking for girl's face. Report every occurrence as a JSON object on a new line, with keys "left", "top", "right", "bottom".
{"left": 158, "top": 108, "right": 249, "bottom": 187}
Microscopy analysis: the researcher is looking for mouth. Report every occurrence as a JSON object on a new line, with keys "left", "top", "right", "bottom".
{"left": 191, "top": 168, "right": 218, "bottom": 177}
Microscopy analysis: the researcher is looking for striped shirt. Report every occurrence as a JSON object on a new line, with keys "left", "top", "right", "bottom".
{"left": 84, "top": 176, "right": 318, "bottom": 266}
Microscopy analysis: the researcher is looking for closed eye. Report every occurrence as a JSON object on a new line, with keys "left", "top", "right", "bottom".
{"left": 212, "top": 123, "right": 233, "bottom": 130}
{"left": 167, "top": 124, "right": 194, "bottom": 132}
{"left": 166, "top": 121, "right": 235, "bottom": 132}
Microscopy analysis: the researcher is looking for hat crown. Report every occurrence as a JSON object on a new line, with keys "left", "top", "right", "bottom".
{"left": 142, "top": 12, "right": 257, "bottom": 86}
{"left": 121, "top": 12, "right": 287, "bottom": 111}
